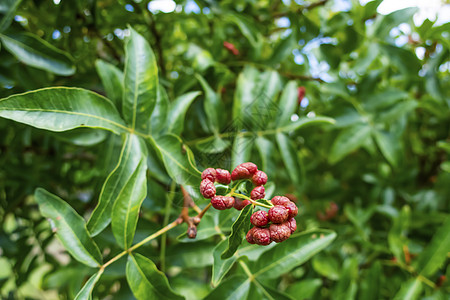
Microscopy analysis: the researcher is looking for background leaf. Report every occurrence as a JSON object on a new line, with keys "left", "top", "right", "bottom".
{"left": 95, "top": 59, "right": 124, "bottom": 108}
{"left": 0, "top": 32, "right": 75, "bottom": 75}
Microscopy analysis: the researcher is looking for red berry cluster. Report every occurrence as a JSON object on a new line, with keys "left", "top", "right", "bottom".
{"left": 200, "top": 162, "right": 268, "bottom": 211}
{"left": 246, "top": 196, "right": 298, "bottom": 245}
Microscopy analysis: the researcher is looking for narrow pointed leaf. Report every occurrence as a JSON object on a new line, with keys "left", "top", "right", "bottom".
{"left": 88, "top": 134, "right": 147, "bottom": 236}
{"left": 221, "top": 204, "right": 253, "bottom": 259}
{"left": 276, "top": 132, "right": 303, "bottom": 185}
{"left": 393, "top": 278, "right": 422, "bottom": 300}
{"left": 254, "top": 229, "right": 336, "bottom": 279}
{"left": 0, "top": 87, "right": 127, "bottom": 134}
{"left": 34, "top": 188, "right": 102, "bottom": 267}
{"left": 0, "top": 0, "right": 23, "bottom": 32}
{"left": 111, "top": 159, "right": 147, "bottom": 249}
{"left": 196, "top": 74, "right": 223, "bottom": 133}
{"left": 0, "top": 32, "right": 75, "bottom": 75}
{"left": 166, "top": 91, "right": 201, "bottom": 135}
{"left": 415, "top": 216, "right": 450, "bottom": 277}
{"left": 231, "top": 134, "right": 253, "bottom": 169}
{"left": 126, "top": 253, "right": 184, "bottom": 300}
{"left": 329, "top": 124, "right": 372, "bottom": 164}
{"left": 150, "top": 85, "right": 169, "bottom": 134}
{"left": 204, "top": 275, "right": 250, "bottom": 300}
{"left": 373, "top": 129, "right": 401, "bottom": 167}
{"left": 212, "top": 239, "right": 238, "bottom": 287}
{"left": 123, "top": 27, "right": 158, "bottom": 131}
{"left": 281, "top": 116, "right": 335, "bottom": 132}
{"left": 276, "top": 81, "right": 298, "bottom": 126}
{"left": 95, "top": 59, "right": 124, "bottom": 107}
{"left": 232, "top": 66, "right": 259, "bottom": 128}
{"left": 74, "top": 271, "right": 103, "bottom": 300}
{"left": 149, "top": 134, "right": 201, "bottom": 188}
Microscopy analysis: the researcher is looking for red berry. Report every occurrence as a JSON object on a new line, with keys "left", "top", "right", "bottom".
{"left": 285, "top": 201, "right": 298, "bottom": 218}
{"left": 252, "top": 170, "right": 267, "bottom": 186}
{"left": 215, "top": 168, "right": 231, "bottom": 184}
{"left": 200, "top": 179, "right": 216, "bottom": 198}
{"left": 297, "top": 86, "right": 306, "bottom": 105}
{"left": 246, "top": 227, "right": 256, "bottom": 244}
{"left": 250, "top": 210, "right": 269, "bottom": 227}
{"left": 211, "top": 196, "right": 235, "bottom": 210}
{"left": 223, "top": 41, "right": 239, "bottom": 56}
{"left": 286, "top": 218, "right": 297, "bottom": 233}
{"left": 271, "top": 196, "right": 290, "bottom": 206}
{"left": 233, "top": 198, "right": 251, "bottom": 210}
{"left": 269, "top": 223, "right": 291, "bottom": 243}
{"left": 250, "top": 186, "right": 265, "bottom": 200}
{"left": 231, "top": 162, "right": 258, "bottom": 180}
{"left": 253, "top": 227, "right": 271, "bottom": 246}
{"left": 201, "top": 168, "right": 216, "bottom": 182}
{"left": 268, "top": 205, "right": 289, "bottom": 224}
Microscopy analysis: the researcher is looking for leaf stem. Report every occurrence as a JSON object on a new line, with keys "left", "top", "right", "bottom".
{"left": 231, "top": 193, "right": 273, "bottom": 209}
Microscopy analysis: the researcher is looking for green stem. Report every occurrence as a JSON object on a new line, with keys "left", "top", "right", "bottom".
{"left": 232, "top": 193, "right": 273, "bottom": 209}
{"left": 160, "top": 182, "right": 176, "bottom": 273}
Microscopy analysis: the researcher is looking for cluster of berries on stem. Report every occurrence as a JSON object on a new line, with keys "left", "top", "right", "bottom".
{"left": 200, "top": 162, "right": 298, "bottom": 246}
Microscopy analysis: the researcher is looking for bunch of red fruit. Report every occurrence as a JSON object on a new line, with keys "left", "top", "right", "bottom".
{"left": 199, "top": 162, "right": 299, "bottom": 246}
{"left": 247, "top": 196, "right": 298, "bottom": 245}
{"left": 200, "top": 162, "right": 267, "bottom": 210}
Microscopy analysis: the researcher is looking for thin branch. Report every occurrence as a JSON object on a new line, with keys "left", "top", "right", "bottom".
{"left": 281, "top": 72, "right": 325, "bottom": 83}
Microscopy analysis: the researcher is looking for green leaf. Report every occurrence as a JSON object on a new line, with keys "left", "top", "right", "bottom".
{"left": 196, "top": 74, "right": 223, "bottom": 133}
{"left": 203, "top": 275, "right": 250, "bottom": 300}
{"left": 415, "top": 217, "right": 450, "bottom": 277}
{"left": 126, "top": 253, "right": 184, "bottom": 300}
{"left": 166, "top": 91, "right": 201, "bottom": 135}
{"left": 359, "top": 261, "right": 381, "bottom": 300}
{"left": 87, "top": 134, "right": 147, "bottom": 236}
{"left": 0, "top": 87, "right": 127, "bottom": 134}
{"left": 74, "top": 271, "right": 103, "bottom": 300}
{"left": 95, "top": 59, "right": 124, "bottom": 107}
{"left": 333, "top": 257, "right": 358, "bottom": 300}
{"left": 276, "top": 81, "right": 298, "bottom": 126}
{"left": 281, "top": 116, "right": 335, "bottom": 132}
{"left": 254, "top": 229, "right": 336, "bottom": 279}
{"left": 232, "top": 66, "right": 259, "bottom": 128}
{"left": 0, "top": 32, "right": 75, "bottom": 75}
{"left": 34, "top": 188, "right": 102, "bottom": 267}
{"left": 253, "top": 281, "right": 295, "bottom": 300}
{"left": 255, "top": 136, "right": 275, "bottom": 174}
{"left": 286, "top": 279, "right": 322, "bottom": 300}
{"left": 388, "top": 206, "right": 410, "bottom": 264}
{"left": 393, "top": 278, "right": 422, "bottom": 300}
{"left": 150, "top": 85, "right": 169, "bottom": 135}
{"left": 276, "top": 132, "right": 303, "bottom": 185}
{"left": 371, "top": 7, "right": 418, "bottom": 39}
{"left": 0, "top": 0, "right": 23, "bottom": 33}
{"left": 150, "top": 134, "right": 201, "bottom": 188}
{"left": 123, "top": 27, "right": 158, "bottom": 132}
{"left": 231, "top": 134, "right": 254, "bottom": 169}
{"left": 111, "top": 158, "right": 147, "bottom": 249}
{"left": 312, "top": 254, "right": 340, "bottom": 280}
{"left": 329, "top": 124, "right": 372, "bottom": 164}
{"left": 373, "top": 129, "right": 401, "bottom": 167}
{"left": 221, "top": 205, "right": 253, "bottom": 259}
{"left": 212, "top": 239, "right": 238, "bottom": 287}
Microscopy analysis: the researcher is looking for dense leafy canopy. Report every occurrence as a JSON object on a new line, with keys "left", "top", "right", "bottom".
{"left": 0, "top": 0, "right": 449, "bottom": 299}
